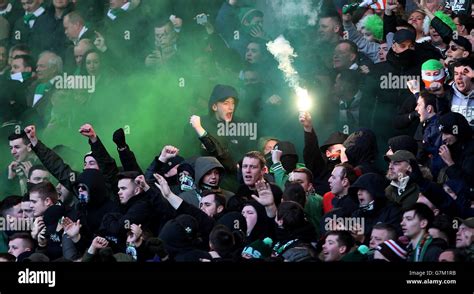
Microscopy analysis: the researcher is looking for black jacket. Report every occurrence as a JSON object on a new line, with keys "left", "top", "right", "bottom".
{"left": 11, "top": 10, "right": 58, "bottom": 57}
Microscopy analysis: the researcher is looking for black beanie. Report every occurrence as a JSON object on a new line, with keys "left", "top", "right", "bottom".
{"left": 388, "top": 135, "right": 418, "bottom": 155}
{"left": 439, "top": 112, "right": 472, "bottom": 143}
{"left": 208, "top": 84, "right": 239, "bottom": 112}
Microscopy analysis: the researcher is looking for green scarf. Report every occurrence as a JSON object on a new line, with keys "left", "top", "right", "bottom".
{"left": 412, "top": 234, "right": 433, "bottom": 262}
{"left": 23, "top": 13, "right": 37, "bottom": 25}
{"left": 35, "top": 82, "right": 53, "bottom": 96}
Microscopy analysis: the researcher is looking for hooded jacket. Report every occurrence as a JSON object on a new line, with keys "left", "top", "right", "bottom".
{"left": 178, "top": 156, "right": 234, "bottom": 208}
{"left": 67, "top": 169, "right": 119, "bottom": 238}
{"left": 439, "top": 112, "right": 474, "bottom": 200}
{"left": 343, "top": 128, "right": 381, "bottom": 174}
{"left": 350, "top": 173, "right": 402, "bottom": 241}
{"left": 158, "top": 214, "right": 211, "bottom": 262}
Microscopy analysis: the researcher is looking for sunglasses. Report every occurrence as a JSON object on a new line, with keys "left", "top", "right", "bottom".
{"left": 449, "top": 45, "right": 465, "bottom": 51}
{"left": 77, "top": 184, "right": 87, "bottom": 191}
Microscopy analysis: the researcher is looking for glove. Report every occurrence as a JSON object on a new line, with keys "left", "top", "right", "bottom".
{"left": 407, "top": 159, "right": 429, "bottom": 190}
{"left": 113, "top": 128, "right": 127, "bottom": 149}
{"left": 408, "top": 111, "right": 420, "bottom": 122}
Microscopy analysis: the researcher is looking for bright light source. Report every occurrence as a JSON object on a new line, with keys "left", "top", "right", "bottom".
{"left": 296, "top": 87, "right": 311, "bottom": 112}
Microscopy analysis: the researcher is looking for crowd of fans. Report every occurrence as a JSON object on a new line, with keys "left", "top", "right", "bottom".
{"left": 0, "top": 0, "right": 473, "bottom": 262}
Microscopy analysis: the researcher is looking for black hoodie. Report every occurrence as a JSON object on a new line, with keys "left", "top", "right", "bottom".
{"left": 343, "top": 128, "right": 381, "bottom": 175}
{"left": 349, "top": 173, "right": 402, "bottom": 242}
{"left": 68, "top": 169, "right": 119, "bottom": 238}
{"left": 439, "top": 112, "right": 474, "bottom": 200}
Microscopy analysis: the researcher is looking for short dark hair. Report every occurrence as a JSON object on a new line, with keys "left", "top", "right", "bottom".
{"left": 64, "top": 11, "right": 85, "bottom": 25}
{"left": 453, "top": 56, "right": 474, "bottom": 69}
{"left": 9, "top": 232, "right": 34, "bottom": 250}
{"left": 27, "top": 165, "right": 49, "bottom": 180}
{"left": 292, "top": 167, "right": 313, "bottom": 183}
{"left": 403, "top": 203, "right": 435, "bottom": 229}
{"left": 8, "top": 131, "right": 30, "bottom": 145}
{"left": 117, "top": 171, "right": 141, "bottom": 181}
{"left": 372, "top": 223, "right": 398, "bottom": 240}
{"left": 319, "top": 12, "right": 342, "bottom": 30}
{"left": 202, "top": 190, "right": 226, "bottom": 208}
{"left": 326, "top": 230, "right": 355, "bottom": 254}
{"left": 439, "top": 248, "right": 467, "bottom": 262}
{"left": 337, "top": 40, "right": 359, "bottom": 61}
{"left": 334, "top": 163, "right": 357, "bottom": 184}
{"left": 277, "top": 201, "right": 306, "bottom": 231}
{"left": 13, "top": 54, "right": 35, "bottom": 69}
{"left": 455, "top": 15, "right": 474, "bottom": 34}
{"left": 209, "top": 224, "right": 235, "bottom": 255}
{"left": 29, "top": 182, "right": 58, "bottom": 203}
{"left": 282, "top": 183, "right": 306, "bottom": 208}
{"left": 9, "top": 44, "right": 31, "bottom": 56}
{"left": 396, "top": 20, "right": 416, "bottom": 34}
{"left": 242, "top": 151, "right": 266, "bottom": 169}
{"left": 0, "top": 195, "right": 22, "bottom": 217}
{"left": 419, "top": 90, "right": 438, "bottom": 113}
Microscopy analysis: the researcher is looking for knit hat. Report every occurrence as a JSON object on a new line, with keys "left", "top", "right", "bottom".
{"left": 376, "top": 239, "right": 407, "bottom": 262}
{"left": 158, "top": 215, "right": 200, "bottom": 250}
{"left": 217, "top": 211, "right": 247, "bottom": 235}
{"left": 388, "top": 135, "right": 418, "bottom": 155}
{"left": 421, "top": 59, "right": 445, "bottom": 88}
{"left": 349, "top": 172, "right": 386, "bottom": 200}
{"left": 208, "top": 84, "right": 239, "bottom": 111}
{"left": 163, "top": 155, "right": 185, "bottom": 173}
{"left": 177, "top": 159, "right": 196, "bottom": 179}
{"left": 393, "top": 29, "right": 416, "bottom": 44}
{"left": 438, "top": 112, "right": 472, "bottom": 143}
{"left": 241, "top": 237, "right": 273, "bottom": 259}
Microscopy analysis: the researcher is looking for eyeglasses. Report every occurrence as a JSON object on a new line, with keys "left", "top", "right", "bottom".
{"left": 449, "top": 45, "right": 465, "bottom": 51}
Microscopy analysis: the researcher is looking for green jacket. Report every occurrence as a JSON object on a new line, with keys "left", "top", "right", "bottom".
{"left": 305, "top": 193, "right": 324, "bottom": 239}
{"left": 270, "top": 161, "right": 306, "bottom": 190}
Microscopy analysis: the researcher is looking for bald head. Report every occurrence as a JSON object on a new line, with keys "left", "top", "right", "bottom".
{"left": 74, "top": 39, "right": 94, "bottom": 65}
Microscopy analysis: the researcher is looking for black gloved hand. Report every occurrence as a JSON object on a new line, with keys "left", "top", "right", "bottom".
{"left": 408, "top": 111, "right": 420, "bottom": 122}
{"left": 113, "top": 128, "right": 127, "bottom": 149}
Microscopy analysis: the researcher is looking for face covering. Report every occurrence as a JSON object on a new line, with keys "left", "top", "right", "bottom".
{"left": 360, "top": 200, "right": 375, "bottom": 212}
{"left": 422, "top": 71, "right": 445, "bottom": 89}
{"left": 78, "top": 192, "right": 89, "bottom": 204}
{"left": 179, "top": 173, "right": 194, "bottom": 191}
{"left": 327, "top": 150, "right": 342, "bottom": 162}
